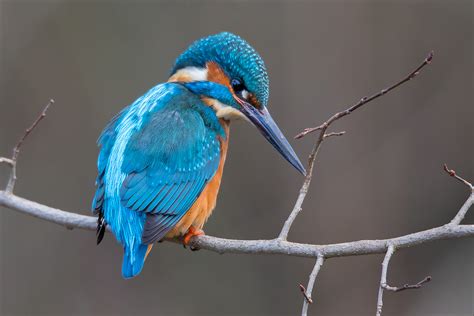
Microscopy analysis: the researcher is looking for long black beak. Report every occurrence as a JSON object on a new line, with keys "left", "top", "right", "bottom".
{"left": 239, "top": 100, "right": 306, "bottom": 176}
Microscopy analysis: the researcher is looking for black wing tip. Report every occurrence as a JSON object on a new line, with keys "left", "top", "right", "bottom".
{"left": 96, "top": 213, "right": 107, "bottom": 245}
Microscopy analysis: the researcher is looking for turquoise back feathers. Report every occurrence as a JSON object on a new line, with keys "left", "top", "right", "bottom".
{"left": 92, "top": 83, "right": 224, "bottom": 278}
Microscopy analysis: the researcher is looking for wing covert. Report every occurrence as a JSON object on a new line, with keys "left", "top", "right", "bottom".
{"left": 118, "top": 87, "right": 222, "bottom": 244}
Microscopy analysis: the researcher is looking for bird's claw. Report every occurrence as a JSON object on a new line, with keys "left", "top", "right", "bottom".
{"left": 190, "top": 245, "right": 200, "bottom": 251}
{"left": 182, "top": 226, "right": 205, "bottom": 248}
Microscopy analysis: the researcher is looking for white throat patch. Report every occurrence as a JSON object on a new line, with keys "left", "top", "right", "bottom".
{"left": 211, "top": 99, "right": 248, "bottom": 122}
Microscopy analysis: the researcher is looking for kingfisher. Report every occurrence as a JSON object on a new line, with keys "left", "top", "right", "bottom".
{"left": 92, "top": 32, "right": 306, "bottom": 278}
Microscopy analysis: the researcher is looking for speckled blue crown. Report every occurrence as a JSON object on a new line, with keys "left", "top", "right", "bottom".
{"left": 171, "top": 32, "right": 270, "bottom": 107}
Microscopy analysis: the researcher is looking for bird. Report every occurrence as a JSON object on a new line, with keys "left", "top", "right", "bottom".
{"left": 92, "top": 32, "right": 306, "bottom": 278}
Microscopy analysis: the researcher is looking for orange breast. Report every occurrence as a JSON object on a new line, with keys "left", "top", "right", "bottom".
{"left": 165, "top": 120, "right": 230, "bottom": 238}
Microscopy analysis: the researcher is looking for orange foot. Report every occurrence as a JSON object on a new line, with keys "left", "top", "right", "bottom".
{"left": 183, "top": 226, "right": 205, "bottom": 249}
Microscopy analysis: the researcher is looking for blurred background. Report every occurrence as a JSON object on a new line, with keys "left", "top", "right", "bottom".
{"left": 0, "top": 1, "right": 472, "bottom": 315}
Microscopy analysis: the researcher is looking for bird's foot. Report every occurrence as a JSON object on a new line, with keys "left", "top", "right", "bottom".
{"left": 183, "top": 226, "right": 205, "bottom": 250}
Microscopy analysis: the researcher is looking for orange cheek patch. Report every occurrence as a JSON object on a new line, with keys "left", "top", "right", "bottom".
{"left": 206, "top": 62, "right": 231, "bottom": 89}
{"left": 207, "top": 62, "right": 261, "bottom": 109}
{"left": 206, "top": 62, "right": 263, "bottom": 111}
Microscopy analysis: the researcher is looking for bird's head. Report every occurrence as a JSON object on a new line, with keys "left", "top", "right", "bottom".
{"left": 169, "top": 32, "right": 306, "bottom": 175}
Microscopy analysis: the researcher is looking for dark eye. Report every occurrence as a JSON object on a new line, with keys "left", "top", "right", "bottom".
{"left": 231, "top": 78, "right": 245, "bottom": 93}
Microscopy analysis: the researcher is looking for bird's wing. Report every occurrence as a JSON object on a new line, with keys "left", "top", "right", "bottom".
{"left": 96, "top": 84, "right": 223, "bottom": 245}
{"left": 92, "top": 105, "right": 130, "bottom": 243}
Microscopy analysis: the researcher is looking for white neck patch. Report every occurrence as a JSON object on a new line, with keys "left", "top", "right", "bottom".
{"left": 168, "top": 66, "right": 208, "bottom": 82}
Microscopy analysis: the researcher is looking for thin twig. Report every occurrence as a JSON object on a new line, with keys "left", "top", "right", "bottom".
{"left": 382, "top": 276, "right": 432, "bottom": 292}
{"left": 443, "top": 164, "right": 474, "bottom": 225}
{"left": 1, "top": 99, "right": 54, "bottom": 193}
{"left": 301, "top": 255, "right": 325, "bottom": 316}
{"left": 443, "top": 164, "right": 473, "bottom": 190}
{"left": 376, "top": 245, "right": 431, "bottom": 316}
{"left": 299, "top": 284, "right": 313, "bottom": 304}
{"left": 277, "top": 127, "right": 327, "bottom": 240}
{"left": 12, "top": 99, "right": 54, "bottom": 160}
{"left": 323, "top": 131, "right": 346, "bottom": 138}
{"left": 295, "top": 52, "right": 433, "bottom": 140}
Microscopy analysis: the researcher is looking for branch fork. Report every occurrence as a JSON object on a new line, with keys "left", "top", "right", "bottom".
{"left": 376, "top": 245, "right": 432, "bottom": 316}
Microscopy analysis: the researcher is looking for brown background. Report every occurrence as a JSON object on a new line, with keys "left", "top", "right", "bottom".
{"left": 0, "top": 1, "right": 472, "bottom": 315}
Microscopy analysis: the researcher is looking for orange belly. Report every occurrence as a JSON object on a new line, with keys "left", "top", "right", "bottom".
{"left": 165, "top": 120, "right": 230, "bottom": 238}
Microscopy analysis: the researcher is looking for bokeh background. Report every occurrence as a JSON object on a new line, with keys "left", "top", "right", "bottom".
{"left": 0, "top": 1, "right": 472, "bottom": 315}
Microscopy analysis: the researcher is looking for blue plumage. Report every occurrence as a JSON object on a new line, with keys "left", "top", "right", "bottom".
{"left": 93, "top": 83, "right": 224, "bottom": 278}
{"left": 93, "top": 32, "right": 305, "bottom": 278}
{"left": 172, "top": 32, "right": 270, "bottom": 107}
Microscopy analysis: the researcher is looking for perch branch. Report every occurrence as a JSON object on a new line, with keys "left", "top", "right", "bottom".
{"left": 0, "top": 191, "right": 472, "bottom": 259}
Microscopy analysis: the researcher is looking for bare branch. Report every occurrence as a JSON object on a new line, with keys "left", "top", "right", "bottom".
{"left": 376, "top": 245, "right": 432, "bottom": 316}
{"left": 376, "top": 245, "right": 396, "bottom": 316}
{"left": 301, "top": 255, "right": 324, "bottom": 316}
{"left": 295, "top": 52, "right": 433, "bottom": 140}
{"left": 1, "top": 99, "right": 54, "bottom": 193}
{"left": 279, "top": 52, "right": 434, "bottom": 242}
{"left": 12, "top": 99, "right": 54, "bottom": 160}
{"left": 278, "top": 52, "right": 442, "bottom": 314}
{"left": 277, "top": 131, "right": 325, "bottom": 240}
{"left": 1, "top": 191, "right": 472, "bottom": 259}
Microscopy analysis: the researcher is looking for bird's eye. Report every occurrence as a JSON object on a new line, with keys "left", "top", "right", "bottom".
{"left": 231, "top": 78, "right": 245, "bottom": 93}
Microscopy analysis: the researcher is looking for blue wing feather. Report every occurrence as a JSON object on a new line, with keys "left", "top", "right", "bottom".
{"left": 92, "top": 82, "right": 224, "bottom": 277}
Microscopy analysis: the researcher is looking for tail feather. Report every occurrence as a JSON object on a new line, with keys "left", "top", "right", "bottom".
{"left": 122, "top": 244, "right": 149, "bottom": 279}
{"left": 96, "top": 211, "right": 107, "bottom": 245}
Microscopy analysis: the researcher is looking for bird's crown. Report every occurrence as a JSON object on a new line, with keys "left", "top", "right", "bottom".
{"left": 171, "top": 32, "right": 270, "bottom": 107}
